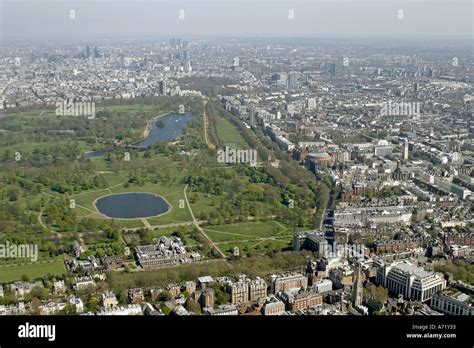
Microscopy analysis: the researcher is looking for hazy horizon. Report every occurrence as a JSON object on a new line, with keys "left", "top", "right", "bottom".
{"left": 1, "top": 0, "right": 472, "bottom": 42}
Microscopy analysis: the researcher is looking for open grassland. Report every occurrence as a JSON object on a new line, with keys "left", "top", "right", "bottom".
{"left": 0, "top": 256, "right": 66, "bottom": 283}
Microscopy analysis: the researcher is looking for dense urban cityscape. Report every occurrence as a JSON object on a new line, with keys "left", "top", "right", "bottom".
{"left": 0, "top": 35, "right": 471, "bottom": 321}
{"left": 0, "top": 9, "right": 472, "bottom": 348}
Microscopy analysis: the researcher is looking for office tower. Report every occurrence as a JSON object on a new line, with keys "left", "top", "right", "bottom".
{"left": 404, "top": 139, "right": 409, "bottom": 160}
{"left": 288, "top": 72, "right": 299, "bottom": 89}
{"left": 328, "top": 63, "right": 336, "bottom": 76}
{"left": 159, "top": 80, "right": 167, "bottom": 96}
{"left": 307, "top": 98, "right": 317, "bottom": 110}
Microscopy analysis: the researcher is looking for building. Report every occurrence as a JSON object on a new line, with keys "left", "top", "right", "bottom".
{"left": 53, "top": 280, "right": 66, "bottom": 294}
{"left": 166, "top": 284, "right": 181, "bottom": 298}
{"left": 293, "top": 231, "right": 328, "bottom": 256}
{"left": 97, "top": 304, "right": 143, "bottom": 316}
{"left": 102, "top": 292, "right": 119, "bottom": 309}
{"left": 9, "top": 281, "right": 35, "bottom": 299}
{"left": 280, "top": 290, "right": 323, "bottom": 311}
{"left": 203, "top": 304, "right": 238, "bottom": 316}
{"left": 69, "top": 296, "right": 84, "bottom": 313}
{"left": 135, "top": 236, "right": 200, "bottom": 268}
{"left": 374, "top": 145, "right": 393, "bottom": 157}
{"left": 193, "top": 288, "right": 215, "bottom": 308}
{"left": 150, "top": 288, "right": 162, "bottom": 301}
{"left": 314, "top": 279, "right": 333, "bottom": 293}
{"left": 39, "top": 301, "right": 66, "bottom": 315}
{"left": 101, "top": 255, "right": 124, "bottom": 270}
{"left": 197, "top": 276, "right": 214, "bottom": 289}
{"left": 73, "top": 276, "right": 96, "bottom": 291}
{"left": 430, "top": 290, "right": 473, "bottom": 316}
{"left": 184, "top": 281, "right": 196, "bottom": 295}
{"left": 249, "top": 277, "right": 267, "bottom": 302}
{"left": 262, "top": 295, "right": 286, "bottom": 315}
{"left": 376, "top": 261, "right": 446, "bottom": 302}
{"left": 271, "top": 273, "right": 308, "bottom": 294}
{"left": 128, "top": 288, "right": 145, "bottom": 304}
{"left": 159, "top": 79, "right": 167, "bottom": 96}
{"left": 229, "top": 281, "right": 249, "bottom": 304}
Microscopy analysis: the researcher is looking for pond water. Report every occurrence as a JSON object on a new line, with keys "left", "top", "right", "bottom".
{"left": 84, "top": 150, "right": 107, "bottom": 158}
{"left": 94, "top": 192, "right": 170, "bottom": 219}
{"left": 132, "top": 112, "right": 195, "bottom": 148}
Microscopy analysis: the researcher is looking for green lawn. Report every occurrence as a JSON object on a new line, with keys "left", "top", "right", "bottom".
{"left": 202, "top": 221, "right": 293, "bottom": 256}
{"left": 0, "top": 257, "right": 67, "bottom": 283}
{"left": 215, "top": 116, "right": 249, "bottom": 148}
{"left": 204, "top": 221, "right": 287, "bottom": 240}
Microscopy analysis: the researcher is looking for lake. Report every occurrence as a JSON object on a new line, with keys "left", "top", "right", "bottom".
{"left": 94, "top": 192, "right": 170, "bottom": 219}
{"left": 132, "top": 112, "right": 195, "bottom": 148}
{"left": 84, "top": 150, "right": 107, "bottom": 158}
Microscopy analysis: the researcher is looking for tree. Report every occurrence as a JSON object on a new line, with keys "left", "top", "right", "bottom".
{"left": 185, "top": 298, "right": 201, "bottom": 315}
{"left": 31, "top": 297, "right": 42, "bottom": 315}
{"left": 87, "top": 296, "right": 99, "bottom": 312}
{"left": 158, "top": 291, "right": 172, "bottom": 302}
{"left": 363, "top": 284, "right": 388, "bottom": 305}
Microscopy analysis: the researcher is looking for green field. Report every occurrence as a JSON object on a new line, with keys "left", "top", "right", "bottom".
{"left": 215, "top": 116, "right": 249, "bottom": 148}
{"left": 0, "top": 257, "right": 67, "bottom": 283}
{"left": 202, "top": 221, "right": 294, "bottom": 256}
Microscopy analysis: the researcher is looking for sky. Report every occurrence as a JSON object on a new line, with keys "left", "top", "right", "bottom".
{"left": 0, "top": 0, "right": 472, "bottom": 41}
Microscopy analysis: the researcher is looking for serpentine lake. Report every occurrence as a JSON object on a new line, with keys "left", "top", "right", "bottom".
{"left": 94, "top": 192, "right": 170, "bottom": 219}
{"left": 132, "top": 112, "right": 195, "bottom": 148}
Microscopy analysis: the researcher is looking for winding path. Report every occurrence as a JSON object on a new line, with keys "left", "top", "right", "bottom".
{"left": 184, "top": 184, "right": 226, "bottom": 258}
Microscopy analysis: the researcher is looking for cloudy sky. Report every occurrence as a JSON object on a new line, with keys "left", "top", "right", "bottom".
{"left": 0, "top": 0, "right": 472, "bottom": 41}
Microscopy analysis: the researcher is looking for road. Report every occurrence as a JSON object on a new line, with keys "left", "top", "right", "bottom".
{"left": 203, "top": 99, "right": 216, "bottom": 149}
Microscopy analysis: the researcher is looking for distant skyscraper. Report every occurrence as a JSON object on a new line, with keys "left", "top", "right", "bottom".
{"left": 328, "top": 63, "right": 336, "bottom": 76}
{"left": 249, "top": 106, "right": 256, "bottom": 126}
{"left": 86, "top": 46, "right": 91, "bottom": 58}
{"left": 288, "top": 73, "right": 299, "bottom": 90}
{"left": 184, "top": 60, "right": 192, "bottom": 73}
{"left": 19, "top": 66, "right": 25, "bottom": 79}
{"left": 404, "top": 139, "right": 409, "bottom": 160}
{"left": 307, "top": 98, "right": 317, "bottom": 110}
{"left": 159, "top": 80, "right": 167, "bottom": 96}
{"left": 93, "top": 46, "right": 100, "bottom": 58}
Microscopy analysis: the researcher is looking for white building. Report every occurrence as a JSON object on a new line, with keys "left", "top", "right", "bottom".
{"left": 376, "top": 261, "right": 445, "bottom": 302}
{"left": 97, "top": 304, "right": 143, "bottom": 316}
{"left": 315, "top": 279, "right": 333, "bottom": 293}
{"left": 203, "top": 304, "right": 238, "bottom": 316}
{"left": 430, "top": 291, "right": 473, "bottom": 316}
{"left": 69, "top": 296, "right": 84, "bottom": 313}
